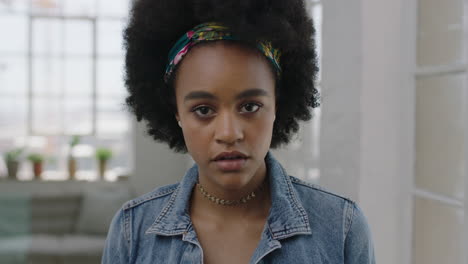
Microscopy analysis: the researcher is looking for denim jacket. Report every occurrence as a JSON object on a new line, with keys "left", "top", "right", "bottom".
{"left": 102, "top": 152, "right": 375, "bottom": 263}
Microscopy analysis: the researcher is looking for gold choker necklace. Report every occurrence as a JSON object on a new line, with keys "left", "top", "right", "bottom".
{"left": 196, "top": 181, "right": 265, "bottom": 206}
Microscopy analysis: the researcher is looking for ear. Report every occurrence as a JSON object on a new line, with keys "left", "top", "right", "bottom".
{"left": 274, "top": 105, "right": 277, "bottom": 121}
{"left": 175, "top": 114, "right": 182, "bottom": 128}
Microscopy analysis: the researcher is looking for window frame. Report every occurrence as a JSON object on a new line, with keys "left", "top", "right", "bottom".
{"left": 408, "top": 0, "right": 468, "bottom": 263}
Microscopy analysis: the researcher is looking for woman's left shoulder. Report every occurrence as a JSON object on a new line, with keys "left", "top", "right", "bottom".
{"left": 288, "top": 175, "right": 367, "bottom": 232}
{"left": 289, "top": 176, "right": 355, "bottom": 207}
{"left": 289, "top": 176, "right": 375, "bottom": 263}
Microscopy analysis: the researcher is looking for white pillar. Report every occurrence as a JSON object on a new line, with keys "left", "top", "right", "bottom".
{"left": 320, "top": 1, "right": 413, "bottom": 263}
{"left": 320, "top": 0, "right": 363, "bottom": 201}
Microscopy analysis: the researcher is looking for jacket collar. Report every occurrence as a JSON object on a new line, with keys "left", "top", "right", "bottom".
{"left": 145, "top": 152, "right": 311, "bottom": 240}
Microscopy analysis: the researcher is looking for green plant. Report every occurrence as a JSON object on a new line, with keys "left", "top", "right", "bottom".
{"left": 4, "top": 148, "right": 24, "bottom": 162}
{"left": 27, "top": 153, "right": 45, "bottom": 163}
{"left": 95, "top": 148, "right": 112, "bottom": 161}
{"left": 70, "top": 135, "right": 81, "bottom": 148}
{"left": 68, "top": 135, "right": 81, "bottom": 159}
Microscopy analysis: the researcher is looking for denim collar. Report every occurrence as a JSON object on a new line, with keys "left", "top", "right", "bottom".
{"left": 145, "top": 151, "right": 311, "bottom": 240}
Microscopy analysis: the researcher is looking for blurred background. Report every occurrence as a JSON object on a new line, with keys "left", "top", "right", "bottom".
{"left": 0, "top": 0, "right": 466, "bottom": 263}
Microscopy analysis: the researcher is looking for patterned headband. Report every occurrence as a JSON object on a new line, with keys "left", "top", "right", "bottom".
{"left": 164, "top": 22, "right": 282, "bottom": 83}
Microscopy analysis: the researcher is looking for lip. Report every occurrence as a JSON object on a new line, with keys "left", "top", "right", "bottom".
{"left": 212, "top": 151, "right": 249, "bottom": 172}
{"left": 213, "top": 151, "right": 248, "bottom": 161}
{"left": 214, "top": 158, "right": 248, "bottom": 171}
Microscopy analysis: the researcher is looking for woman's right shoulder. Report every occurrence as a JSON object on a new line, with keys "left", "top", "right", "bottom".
{"left": 103, "top": 183, "right": 181, "bottom": 263}
{"left": 122, "top": 183, "right": 180, "bottom": 212}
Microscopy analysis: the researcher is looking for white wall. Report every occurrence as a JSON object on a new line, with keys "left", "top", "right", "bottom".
{"left": 359, "top": 1, "right": 413, "bottom": 264}
{"left": 319, "top": 0, "right": 362, "bottom": 200}
{"left": 320, "top": 1, "right": 413, "bottom": 264}
{"left": 130, "top": 120, "right": 188, "bottom": 196}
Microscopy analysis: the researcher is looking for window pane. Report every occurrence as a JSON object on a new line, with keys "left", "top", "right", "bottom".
{"left": 97, "top": 97, "right": 129, "bottom": 136}
{"left": 62, "top": 0, "right": 96, "bottom": 16}
{"left": 63, "top": 20, "right": 93, "bottom": 56}
{"left": 64, "top": 20, "right": 93, "bottom": 56}
{"left": 0, "top": 14, "right": 28, "bottom": 54}
{"left": 418, "top": 0, "right": 463, "bottom": 33}
{"left": 0, "top": 97, "right": 27, "bottom": 139}
{"left": 64, "top": 58, "right": 93, "bottom": 97}
{"left": 417, "top": 0, "right": 465, "bottom": 66}
{"left": 32, "top": 57, "right": 63, "bottom": 96}
{"left": 97, "top": 19, "right": 125, "bottom": 56}
{"left": 415, "top": 74, "right": 466, "bottom": 200}
{"left": 417, "top": 30, "right": 465, "bottom": 67}
{"left": 32, "top": 18, "right": 62, "bottom": 57}
{"left": 0, "top": 56, "right": 27, "bottom": 96}
{"left": 32, "top": 97, "right": 61, "bottom": 134}
{"left": 413, "top": 197, "right": 464, "bottom": 264}
{"left": 97, "top": 0, "right": 129, "bottom": 17}
{"left": 30, "top": 0, "right": 62, "bottom": 16}
{"left": 32, "top": 96, "right": 94, "bottom": 135}
{"left": 63, "top": 98, "right": 93, "bottom": 135}
{"left": 0, "top": 0, "right": 28, "bottom": 13}
{"left": 97, "top": 58, "right": 125, "bottom": 96}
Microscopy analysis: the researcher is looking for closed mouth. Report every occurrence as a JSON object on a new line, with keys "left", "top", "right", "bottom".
{"left": 213, "top": 151, "right": 248, "bottom": 161}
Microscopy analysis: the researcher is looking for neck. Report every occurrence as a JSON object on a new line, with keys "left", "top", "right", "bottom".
{"left": 190, "top": 165, "right": 271, "bottom": 220}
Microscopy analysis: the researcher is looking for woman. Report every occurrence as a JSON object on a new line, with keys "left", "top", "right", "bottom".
{"left": 102, "top": 0, "right": 375, "bottom": 263}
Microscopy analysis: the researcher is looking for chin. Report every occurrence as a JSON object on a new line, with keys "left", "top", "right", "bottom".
{"left": 214, "top": 163, "right": 261, "bottom": 189}
{"left": 212, "top": 171, "right": 251, "bottom": 189}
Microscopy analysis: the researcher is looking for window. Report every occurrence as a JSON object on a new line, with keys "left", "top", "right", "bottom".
{"left": 412, "top": 0, "right": 467, "bottom": 263}
{"left": 0, "top": 0, "right": 132, "bottom": 181}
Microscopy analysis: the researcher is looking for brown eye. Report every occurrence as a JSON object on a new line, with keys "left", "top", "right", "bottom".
{"left": 192, "top": 106, "right": 215, "bottom": 118}
{"left": 240, "top": 103, "right": 262, "bottom": 113}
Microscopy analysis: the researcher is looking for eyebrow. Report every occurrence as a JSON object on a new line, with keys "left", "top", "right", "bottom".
{"left": 235, "top": 89, "right": 269, "bottom": 100}
{"left": 184, "top": 88, "right": 270, "bottom": 102}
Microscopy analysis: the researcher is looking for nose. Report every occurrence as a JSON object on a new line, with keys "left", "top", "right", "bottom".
{"left": 214, "top": 111, "right": 244, "bottom": 145}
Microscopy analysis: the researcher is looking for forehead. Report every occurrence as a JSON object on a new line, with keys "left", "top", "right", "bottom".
{"left": 173, "top": 42, "right": 276, "bottom": 99}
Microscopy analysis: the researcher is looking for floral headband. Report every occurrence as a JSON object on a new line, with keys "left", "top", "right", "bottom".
{"left": 164, "top": 22, "right": 282, "bottom": 83}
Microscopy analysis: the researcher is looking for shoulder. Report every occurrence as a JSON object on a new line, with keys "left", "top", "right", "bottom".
{"left": 288, "top": 176, "right": 361, "bottom": 238}
{"left": 103, "top": 183, "right": 181, "bottom": 263}
{"left": 107, "top": 183, "right": 180, "bottom": 240}
{"left": 289, "top": 175, "right": 355, "bottom": 206}
{"left": 289, "top": 176, "right": 375, "bottom": 262}
{"left": 122, "top": 183, "right": 179, "bottom": 211}
{"left": 289, "top": 175, "right": 358, "bottom": 222}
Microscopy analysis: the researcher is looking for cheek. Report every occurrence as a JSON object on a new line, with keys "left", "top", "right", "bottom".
{"left": 181, "top": 121, "right": 210, "bottom": 158}
{"left": 248, "top": 113, "right": 275, "bottom": 145}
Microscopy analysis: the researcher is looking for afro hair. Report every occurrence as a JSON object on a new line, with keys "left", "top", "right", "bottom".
{"left": 124, "top": 0, "right": 320, "bottom": 152}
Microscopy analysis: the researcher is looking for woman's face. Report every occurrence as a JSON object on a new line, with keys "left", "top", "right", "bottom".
{"left": 174, "top": 43, "right": 276, "bottom": 192}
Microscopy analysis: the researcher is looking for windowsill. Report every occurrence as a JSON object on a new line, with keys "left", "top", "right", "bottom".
{"left": 0, "top": 179, "right": 131, "bottom": 196}
{"left": 1, "top": 168, "right": 131, "bottom": 182}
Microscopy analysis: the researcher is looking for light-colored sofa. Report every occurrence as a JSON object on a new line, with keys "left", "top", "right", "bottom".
{"left": 0, "top": 181, "right": 132, "bottom": 264}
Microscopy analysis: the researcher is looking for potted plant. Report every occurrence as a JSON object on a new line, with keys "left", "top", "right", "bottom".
{"left": 3, "top": 148, "right": 24, "bottom": 179}
{"left": 95, "top": 148, "right": 112, "bottom": 179}
{"left": 68, "top": 135, "right": 80, "bottom": 180}
{"left": 27, "top": 153, "right": 45, "bottom": 180}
